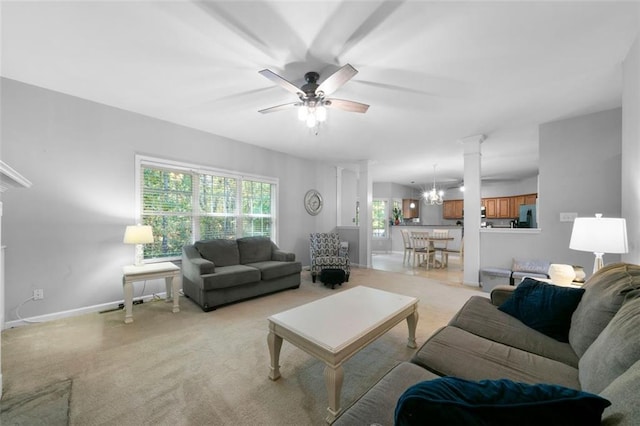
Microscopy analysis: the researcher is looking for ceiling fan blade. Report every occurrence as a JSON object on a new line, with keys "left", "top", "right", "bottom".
{"left": 258, "top": 69, "right": 302, "bottom": 96}
{"left": 325, "top": 98, "right": 369, "bottom": 113}
{"left": 316, "top": 64, "right": 358, "bottom": 97}
{"left": 258, "top": 102, "right": 300, "bottom": 114}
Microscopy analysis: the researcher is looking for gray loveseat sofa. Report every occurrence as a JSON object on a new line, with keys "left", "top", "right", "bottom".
{"left": 334, "top": 263, "right": 640, "bottom": 425}
{"left": 182, "top": 236, "right": 301, "bottom": 311}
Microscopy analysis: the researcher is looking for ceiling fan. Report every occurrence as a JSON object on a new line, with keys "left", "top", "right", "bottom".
{"left": 258, "top": 64, "right": 369, "bottom": 128}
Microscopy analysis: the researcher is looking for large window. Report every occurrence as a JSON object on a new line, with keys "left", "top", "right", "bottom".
{"left": 137, "top": 156, "right": 277, "bottom": 261}
{"left": 372, "top": 199, "right": 388, "bottom": 238}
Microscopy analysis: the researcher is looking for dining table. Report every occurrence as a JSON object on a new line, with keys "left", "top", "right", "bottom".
{"left": 410, "top": 232, "right": 455, "bottom": 269}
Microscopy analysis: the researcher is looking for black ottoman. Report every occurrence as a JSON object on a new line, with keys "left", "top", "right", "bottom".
{"left": 320, "top": 268, "right": 346, "bottom": 289}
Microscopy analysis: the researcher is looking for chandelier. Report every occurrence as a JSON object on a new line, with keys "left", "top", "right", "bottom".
{"left": 423, "top": 164, "right": 444, "bottom": 205}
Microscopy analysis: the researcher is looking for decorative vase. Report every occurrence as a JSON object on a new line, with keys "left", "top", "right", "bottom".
{"left": 548, "top": 264, "right": 576, "bottom": 286}
{"left": 395, "top": 219, "right": 400, "bottom": 225}
{"left": 573, "top": 266, "right": 586, "bottom": 283}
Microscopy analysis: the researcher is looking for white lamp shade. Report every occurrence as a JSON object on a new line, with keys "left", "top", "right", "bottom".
{"left": 123, "top": 225, "right": 154, "bottom": 244}
{"left": 569, "top": 216, "right": 628, "bottom": 254}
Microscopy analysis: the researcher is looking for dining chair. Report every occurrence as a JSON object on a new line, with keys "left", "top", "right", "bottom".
{"left": 410, "top": 231, "right": 435, "bottom": 269}
{"left": 441, "top": 237, "right": 464, "bottom": 269}
{"left": 432, "top": 229, "right": 450, "bottom": 267}
{"left": 400, "top": 229, "right": 414, "bottom": 266}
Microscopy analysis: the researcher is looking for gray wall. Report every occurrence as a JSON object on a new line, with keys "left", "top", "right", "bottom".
{"left": 480, "top": 108, "right": 623, "bottom": 277}
{"left": 1, "top": 78, "right": 334, "bottom": 320}
{"left": 622, "top": 36, "right": 640, "bottom": 264}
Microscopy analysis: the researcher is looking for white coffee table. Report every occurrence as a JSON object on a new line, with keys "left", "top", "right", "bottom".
{"left": 267, "top": 286, "right": 419, "bottom": 423}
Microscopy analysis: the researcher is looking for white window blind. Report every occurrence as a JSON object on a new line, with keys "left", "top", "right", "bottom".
{"left": 136, "top": 156, "right": 278, "bottom": 261}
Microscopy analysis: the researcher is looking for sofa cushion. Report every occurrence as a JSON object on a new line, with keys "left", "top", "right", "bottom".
{"left": 245, "top": 260, "right": 301, "bottom": 281}
{"left": 195, "top": 239, "right": 240, "bottom": 266}
{"left": 579, "top": 293, "right": 640, "bottom": 394}
{"left": 200, "top": 264, "right": 261, "bottom": 290}
{"left": 394, "top": 377, "right": 610, "bottom": 426}
{"left": 569, "top": 263, "right": 640, "bottom": 357}
{"left": 237, "top": 236, "right": 273, "bottom": 264}
{"left": 333, "top": 362, "right": 440, "bottom": 426}
{"left": 600, "top": 359, "right": 640, "bottom": 426}
{"left": 498, "top": 278, "right": 585, "bottom": 342}
{"left": 449, "top": 296, "right": 579, "bottom": 367}
{"left": 411, "top": 326, "right": 581, "bottom": 389}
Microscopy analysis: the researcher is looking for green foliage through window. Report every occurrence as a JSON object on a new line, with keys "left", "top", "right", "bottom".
{"left": 372, "top": 200, "right": 388, "bottom": 238}
{"left": 139, "top": 160, "right": 276, "bottom": 260}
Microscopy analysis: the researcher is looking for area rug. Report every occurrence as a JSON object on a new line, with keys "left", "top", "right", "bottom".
{"left": 1, "top": 379, "right": 71, "bottom": 426}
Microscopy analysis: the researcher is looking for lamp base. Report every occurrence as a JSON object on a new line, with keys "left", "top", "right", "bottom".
{"left": 134, "top": 244, "right": 145, "bottom": 267}
{"left": 592, "top": 252, "right": 604, "bottom": 274}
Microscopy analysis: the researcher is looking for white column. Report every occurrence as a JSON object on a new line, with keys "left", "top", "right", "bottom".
{"left": 358, "top": 160, "right": 373, "bottom": 268}
{"left": 336, "top": 166, "right": 343, "bottom": 226}
{"left": 0, "top": 202, "right": 3, "bottom": 397}
{"left": 461, "top": 135, "right": 485, "bottom": 287}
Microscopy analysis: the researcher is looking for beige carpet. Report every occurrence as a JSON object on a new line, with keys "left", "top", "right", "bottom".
{"left": 1, "top": 268, "right": 484, "bottom": 426}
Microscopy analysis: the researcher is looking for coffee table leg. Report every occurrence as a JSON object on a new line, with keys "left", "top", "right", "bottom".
{"left": 267, "top": 329, "right": 283, "bottom": 380}
{"left": 406, "top": 310, "right": 419, "bottom": 348}
{"left": 324, "top": 364, "right": 344, "bottom": 423}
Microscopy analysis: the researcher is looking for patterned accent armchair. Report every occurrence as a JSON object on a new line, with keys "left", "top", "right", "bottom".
{"left": 309, "top": 233, "right": 350, "bottom": 283}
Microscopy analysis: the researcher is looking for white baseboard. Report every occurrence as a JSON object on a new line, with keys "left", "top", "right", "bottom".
{"left": 3, "top": 292, "right": 167, "bottom": 329}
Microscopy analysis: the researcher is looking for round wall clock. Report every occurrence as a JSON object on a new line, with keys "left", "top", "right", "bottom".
{"left": 304, "top": 189, "right": 323, "bottom": 215}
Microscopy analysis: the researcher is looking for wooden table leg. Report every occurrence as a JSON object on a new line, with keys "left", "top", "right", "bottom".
{"left": 268, "top": 327, "right": 283, "bottom": 381}
{"left": 324, "top": 364, "right": 344, "bottom": 423}
{"left": 406, "top": 310, "right": 419, "bottom": 348}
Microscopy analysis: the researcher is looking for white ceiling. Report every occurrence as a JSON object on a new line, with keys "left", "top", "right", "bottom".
{"left": 2, "top": 1, "right": 638, "bottom": 187}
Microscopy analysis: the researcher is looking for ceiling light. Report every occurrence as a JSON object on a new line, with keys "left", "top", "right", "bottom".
{"left": 424, "top": 164, "right": 444, "bottom": 205}
{"left": 298, "top": 102, "right": 327, "bottom": 131}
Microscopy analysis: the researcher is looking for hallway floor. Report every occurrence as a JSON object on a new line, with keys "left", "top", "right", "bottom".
{"left": 371, "top": 251, "right": 468, "bottom": 288}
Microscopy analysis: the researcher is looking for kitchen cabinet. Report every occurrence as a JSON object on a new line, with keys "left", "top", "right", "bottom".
{"left": 444, "top": 193, "right": 537, "bottom": 220}
{"left": 524, "top": 194, "right": 537, "bottom": 205}
{"left": 443, "top": 199, "right": 464, "bottom": 219}
{"left": 497, "top": 198, "right": 511, "bottom": 218}
{"left": 484, "top": 198, "right": 511, "bottom": 218}
{"left": 402, "top": 199, "right": 420, "bottom": 219}
{"left": 510, "top": 194, "right": 537, "bottom": 218}
{"left": 510, "top": 196, "right": 526, "bottom": 218}
{"left": 483, "top": 198, "right": 497, "bottom": 218}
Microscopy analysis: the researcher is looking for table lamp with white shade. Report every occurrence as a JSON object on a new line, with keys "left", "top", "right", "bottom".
{"left": 569, "top": 214, "right": 628, "bottom": 274}
{"left": 123, "top": 225, "right": 154, "bottom": 266}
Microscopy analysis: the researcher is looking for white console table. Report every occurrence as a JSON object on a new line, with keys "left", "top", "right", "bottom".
{"left": 122, "top": 262, "right": 180, "bottom": 324}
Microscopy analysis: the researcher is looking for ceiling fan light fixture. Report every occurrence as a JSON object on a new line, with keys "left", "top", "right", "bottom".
{"left": 316, "top": 105, "right": 327, "bottom": 122}
{"left": 298, "top": 106, "right": 308, "bottom": 121}
{"left": 305, "top": 113, "right": 317, "bottom": 128}
{"left": 258, "top": 64, "right": 369, "bottom": 135}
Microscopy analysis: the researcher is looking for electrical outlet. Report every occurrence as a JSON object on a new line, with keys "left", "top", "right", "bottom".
{"left": 33, "top": 289, "right": 44, "bottom": 300}
{"left": 560, "top": 212, "right": 578, "bottom": 222}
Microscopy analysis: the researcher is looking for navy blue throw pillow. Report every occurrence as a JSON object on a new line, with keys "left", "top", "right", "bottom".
{"left": 498, "top": 278, "right": 585, "bottom": 342}
{"left": 395, "top": 377, "right": 610, "bottom": 426}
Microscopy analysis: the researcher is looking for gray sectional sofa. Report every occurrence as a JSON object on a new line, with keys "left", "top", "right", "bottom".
{"left": 334, "top": 263, "right": 640, "bottom": 425}
{"left": 182, "top": 236, "right": 301, "bottom": 311}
